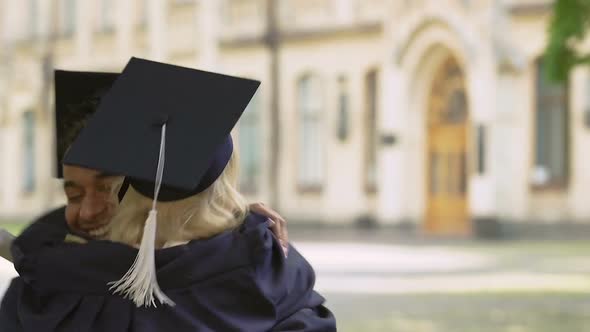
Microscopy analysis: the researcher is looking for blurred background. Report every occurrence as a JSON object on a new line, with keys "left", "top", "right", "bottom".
{"left": 1, "top": 0, "right": 590, "bottom": 331}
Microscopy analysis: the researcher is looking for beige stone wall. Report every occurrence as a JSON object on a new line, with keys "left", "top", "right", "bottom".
{"left": 277, "top": 32, "right": 384, "bottom": 224}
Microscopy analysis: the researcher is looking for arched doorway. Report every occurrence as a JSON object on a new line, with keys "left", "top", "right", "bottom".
{"left": 425, "top": 55, "right": 470, "bottom": 235}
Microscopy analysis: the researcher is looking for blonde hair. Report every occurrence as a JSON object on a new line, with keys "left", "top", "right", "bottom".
{"left": 106, "top": 149, "right": 249, "bottom": 248}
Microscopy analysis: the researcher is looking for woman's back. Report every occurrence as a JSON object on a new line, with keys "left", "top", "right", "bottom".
{"left": 0, "top": 210, "right": 336, "bottom": 331}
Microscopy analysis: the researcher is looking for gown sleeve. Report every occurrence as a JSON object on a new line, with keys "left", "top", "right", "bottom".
{"left": 251, "top": 228, "right": 337, "bottom": 332}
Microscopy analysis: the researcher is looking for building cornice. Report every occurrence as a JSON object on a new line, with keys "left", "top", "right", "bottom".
{"left": 220, "top": 22, "right": 382, "bottom": 48}
{"left": 508, "top": 2, "right": 552, "bottom": 16}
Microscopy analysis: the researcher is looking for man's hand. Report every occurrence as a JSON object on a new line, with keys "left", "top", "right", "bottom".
{"left": 249, "top": 202, "right": 288, "bottom": 257}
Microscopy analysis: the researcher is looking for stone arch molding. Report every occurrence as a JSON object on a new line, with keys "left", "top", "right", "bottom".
{"left": 391, "top": 8, "right": 483, "bottom": 69}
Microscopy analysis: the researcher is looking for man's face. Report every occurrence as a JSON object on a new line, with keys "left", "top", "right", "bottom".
{"left": 62, "top": 164, "right": 120, "bottom": 238}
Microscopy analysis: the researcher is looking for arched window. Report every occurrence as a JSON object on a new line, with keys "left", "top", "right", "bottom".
{"left": 532, "top": 58, "right": 569, "bottom": 189}
{"left": 57, "top": 0, "right": 76, "bottom": 36}
{"left": 28, "top": 0, "right": 39, "bottom": 38}
{"left": 336, "top": 75, "right": 349, "bottom": 141}
{"left": 96, "top": 0, "right": 115, "bottom": 32}
{"left": 238, "top": 90, "right": 262, "bottom": 193}
{"left": 364, "top": 69, "right": 378, "bottom": 193}
{"left": 297, "top": 74, "right": 323, "bottom": 190}
{"left": 22, "top": 110, "right": 36, "bottom": 194}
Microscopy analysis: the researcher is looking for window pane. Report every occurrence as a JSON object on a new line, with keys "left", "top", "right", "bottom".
{"left": 138, "top": 0, "right": 148, "bottom": 26}
{"left": 102, "top": 0, "right": 115, "bottom": 31}
{"left": 312, "top": 119, "right": 322, "bottom": 183}
{"left": 64, "top": 0, "right": 76, "bottom": 35}
{"left": 337, "top": 76, "right": 349, "bottom": 141}
{"left": 459, "top": 152, "right": 467, "bottom": 194}
{"left": 535, "top": 59, "right": 568, "bottom": 186}
{"left": 29, "top": 0, "right": 38, "bottom": 38}
{"left": 429, "top": 151, "right": 439, "bottom": 195}
{"left": 23, "top": 111, "right": 36, "bottom": 193}
{"left": 297, "top": 75, "right": 323, "bottom": 187}
{"left": 548, "top": 102, "right": 566, "bottom": 179}
{"left": 446, "top": 153, "right": 454, "bottom": 195}
{"left": 476, "top": 124, "right": 486, "bottom": 174}
{"left": 299, "top": 76, "right": 311, "bottom": 112}
{"left": 445, "top": 89, "right": 467, "bottom": 124}
{"left": 365, "top": 70, "right": 378, "bottom": 191}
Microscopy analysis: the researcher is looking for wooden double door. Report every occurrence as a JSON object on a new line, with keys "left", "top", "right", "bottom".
{"left": 425, "top": 56, "right": 470, "bottom": 236}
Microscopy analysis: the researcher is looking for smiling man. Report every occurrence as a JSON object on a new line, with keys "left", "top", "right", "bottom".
{"left": 61, "top": 166, "right": 122, "bottom": 238}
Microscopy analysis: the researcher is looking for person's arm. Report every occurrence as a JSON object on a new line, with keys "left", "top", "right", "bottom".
{"left": 251, "top": 233, "right": 337, "bottom": 331}
{"left": 0, "top": 229, "right": 15, "bottom": 262}
{"left": 271, "top": 251, "right": 337, "bottom": 331}
{"left": 249, "top": 202, "right": 289, "bottom": 257}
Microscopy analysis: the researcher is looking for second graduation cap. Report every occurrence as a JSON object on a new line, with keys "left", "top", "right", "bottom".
{"left": 63, "top": 57, "right": 260, "bottom": 200}
{"left": 54, "top": 70, "right": 119, "bottom": 178}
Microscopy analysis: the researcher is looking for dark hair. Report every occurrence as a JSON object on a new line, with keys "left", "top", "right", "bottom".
{"left": 58, "top": 89, "right": 108, "bottom": 163}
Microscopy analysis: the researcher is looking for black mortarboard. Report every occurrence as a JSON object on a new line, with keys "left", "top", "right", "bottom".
{"left": 54, "top": 70, "right": 119, "bottom": 178}
{"left": 63, "top": 57, "right": 260, "bottom": 200}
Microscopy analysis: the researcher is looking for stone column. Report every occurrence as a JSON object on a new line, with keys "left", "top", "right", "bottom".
{"left": 75, "top": 0, "right": 92, "bottom": 63}
{"left": 117, "top": 0, "right": 133, "bottom": 61}
{"left": 197, "top": 0, "right": 220, "bottom": 71}
{"left": 376, "top": 60, "right": 408, "bottom": 225}
{"left": 148, "top": 0, "right": 168, "bottom": 61}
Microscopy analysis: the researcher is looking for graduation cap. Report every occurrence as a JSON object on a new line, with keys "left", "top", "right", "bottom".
{"left": 63, "top": 57, "right": 260, "bottom": 307}
{"left": 54, "top": 70, "right": 119, "bottom": 178}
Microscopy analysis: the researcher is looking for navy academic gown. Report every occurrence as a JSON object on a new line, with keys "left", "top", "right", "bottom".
{"left": 0, "top": 207, "right": 336, "bottom": 331}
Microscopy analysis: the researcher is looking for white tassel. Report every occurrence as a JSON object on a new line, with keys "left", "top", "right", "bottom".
{"left": 108, "top": 123, "right": 175, "bottom": 307}
{"left": 108, "top": 210, "right": 174, "bottom": 307}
